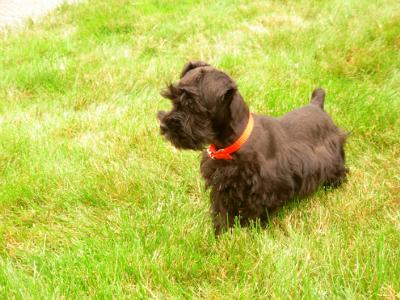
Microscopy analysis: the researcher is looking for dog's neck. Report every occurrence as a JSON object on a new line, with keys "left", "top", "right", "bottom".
{"left": 213, "top": 93, "right": 249, "bottom": 149}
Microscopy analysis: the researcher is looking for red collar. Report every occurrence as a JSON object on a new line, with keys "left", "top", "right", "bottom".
{"left": 207, "top": 113, "right": 254, "bottom": 160}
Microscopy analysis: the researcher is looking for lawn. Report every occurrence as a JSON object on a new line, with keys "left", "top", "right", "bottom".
{"left": 0, "top": 0, "right": 399, "bottom": 298}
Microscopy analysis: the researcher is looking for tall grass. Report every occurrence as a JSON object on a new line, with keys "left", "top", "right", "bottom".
{"left": 0, "top": 0, "right": 399, "bottom": 298}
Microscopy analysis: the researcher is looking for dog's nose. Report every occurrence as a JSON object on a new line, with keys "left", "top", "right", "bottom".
{"left": 157, "top": 111, "right": 167, "bottom": 121}
{"left": 160, "top": 123, "right": 167, "bottom": 134}
{"left": 157, "top": 111, "right": 168, "bottom": 134}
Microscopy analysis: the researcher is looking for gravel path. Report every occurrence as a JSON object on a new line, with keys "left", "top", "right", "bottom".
{"left": 0, "top": 0, "right": 77, "bottom": 28}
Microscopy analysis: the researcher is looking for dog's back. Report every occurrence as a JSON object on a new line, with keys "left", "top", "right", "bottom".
{"left": 274, "top": 88, "right": 347, "bottom": 189}
{"left": 251, "top": 88, "right": 347, "bottom": 195}
{"left": 278, "top": 88, "right": 340, "bottom": 144}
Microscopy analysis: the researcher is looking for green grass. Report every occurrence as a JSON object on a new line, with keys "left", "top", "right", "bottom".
{"left": 1, "top": 0, "right": 399, "bottom": 298}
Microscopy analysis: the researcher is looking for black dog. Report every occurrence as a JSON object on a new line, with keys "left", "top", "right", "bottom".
{"left": 158, "top": 61, "right": 347, "bottom": 235}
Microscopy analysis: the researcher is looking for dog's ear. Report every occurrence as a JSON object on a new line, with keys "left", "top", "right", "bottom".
{"left": 211, "top": 83, "right": 237, "bottom": 129}
{"left": 221, "top": 86, "right": 236, "bottom": 105}
{"left": 180, "top": 60, "right": 210, "bottom": 78}
{"left": 201, "top": 71, "right": 237, "bottom": 107}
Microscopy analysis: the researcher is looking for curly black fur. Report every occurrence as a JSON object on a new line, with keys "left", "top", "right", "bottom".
{"left": 158, "top": 61, "right": 347, "bottom": 235}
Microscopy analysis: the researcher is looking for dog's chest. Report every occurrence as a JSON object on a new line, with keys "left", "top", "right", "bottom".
{"left": 200, "top": 154, "right": 262, "bottom": 194}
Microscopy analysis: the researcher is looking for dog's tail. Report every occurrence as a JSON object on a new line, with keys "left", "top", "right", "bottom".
{"left": 310, "top": 88, "right": 325, "bottom": 110}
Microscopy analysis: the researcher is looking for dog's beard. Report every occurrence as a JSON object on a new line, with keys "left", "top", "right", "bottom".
{"left": 159, "top": 112, "right": 214, "bottom": 150}
{"left": 163, "top": 128, "right": 204, "bottom": 150}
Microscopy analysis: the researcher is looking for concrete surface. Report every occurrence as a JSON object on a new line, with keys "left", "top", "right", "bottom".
{"left": 0, "top": 0, "right": 77, "bottom": 29}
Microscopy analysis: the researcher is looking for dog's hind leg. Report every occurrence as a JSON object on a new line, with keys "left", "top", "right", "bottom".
{"left": 324, "top": 141, "right": 348, "bottom": 188}
{"left": 325, "top": 166, "right": 348, "bottom": 188}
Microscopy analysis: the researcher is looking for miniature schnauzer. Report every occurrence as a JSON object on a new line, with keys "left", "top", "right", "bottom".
{"left": 158, "top": 61, "right": 347, "bottom": 235}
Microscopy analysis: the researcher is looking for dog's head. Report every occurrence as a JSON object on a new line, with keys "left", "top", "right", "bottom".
{"left": 157, "top": 61, "right": 238, "bottom": 150}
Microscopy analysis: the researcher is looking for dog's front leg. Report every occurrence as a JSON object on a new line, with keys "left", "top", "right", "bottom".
{"left": 213, "top": 211, "right": 234, "bottom": 236}
{"left": 211, "top": 199, "right": 235, "bottom": 236}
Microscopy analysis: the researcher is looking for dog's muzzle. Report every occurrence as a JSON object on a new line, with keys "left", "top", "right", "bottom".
{"left": 157, "top": 111, "right": 168, "bottom": 134}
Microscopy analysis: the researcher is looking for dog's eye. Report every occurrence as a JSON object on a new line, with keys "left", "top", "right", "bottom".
{"left": 181, "top": 95, "right": 194, "bottom": 109}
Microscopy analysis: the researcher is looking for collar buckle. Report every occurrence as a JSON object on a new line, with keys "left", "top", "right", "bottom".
{"left": 207, "top": 148, "right": 215, "bottom": 159}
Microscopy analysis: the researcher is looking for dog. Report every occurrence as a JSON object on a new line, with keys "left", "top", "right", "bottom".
{"left": 157, "top": 61, "right": 347, "bottom": 235}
